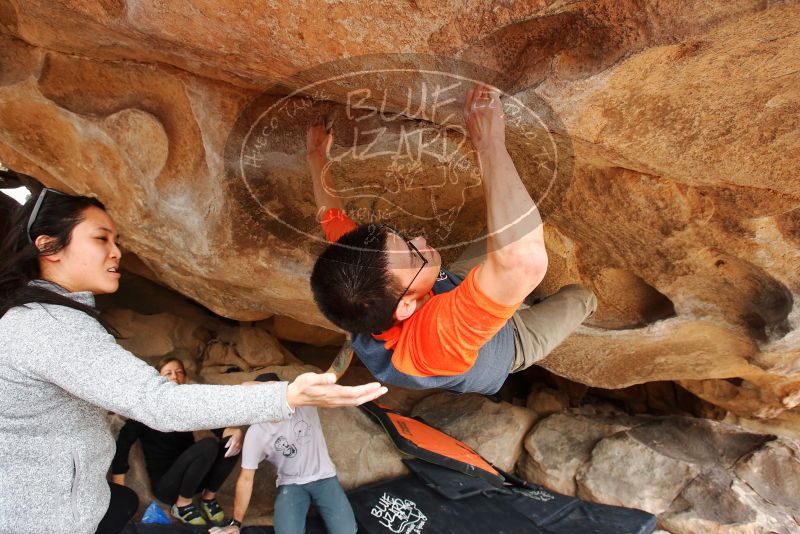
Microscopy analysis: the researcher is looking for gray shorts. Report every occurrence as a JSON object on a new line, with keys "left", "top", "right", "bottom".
{"left": 508, "top": 284, "right": 596, "bottom": 372}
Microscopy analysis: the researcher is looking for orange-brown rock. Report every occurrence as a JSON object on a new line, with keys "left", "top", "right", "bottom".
{"left": 0, "top": 1, "right": 797, "bottom": 431}
{"left": 266, "top": 315, "right": 346, "bottom": 347}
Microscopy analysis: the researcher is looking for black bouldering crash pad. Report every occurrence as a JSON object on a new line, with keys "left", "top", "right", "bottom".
{"left": 355, "top": 402, "right": 657, "bottom": 534}
{"left": 347, "top": 469, "right": 657, "bottom": 534}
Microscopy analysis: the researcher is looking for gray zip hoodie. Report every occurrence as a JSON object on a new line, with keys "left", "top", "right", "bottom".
{"left": 0, "top": 281, "right": 293, "bottom": 534}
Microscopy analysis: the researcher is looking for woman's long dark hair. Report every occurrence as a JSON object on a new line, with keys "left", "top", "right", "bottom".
{"left": 0, "top": 188, "right": 117, "bottom": 333}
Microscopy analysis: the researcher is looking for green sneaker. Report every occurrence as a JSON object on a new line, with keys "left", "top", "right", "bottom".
{"left": 200, "top": 498, "right": 226, "bottom": 525}
{"left": 170, "top": 503, "right": 207, "bottom": 526}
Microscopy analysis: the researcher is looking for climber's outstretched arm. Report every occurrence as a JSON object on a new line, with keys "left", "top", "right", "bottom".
{"left": 307, "top": 119, "right": 344, "bottom": 216}
{"left": 465, "top": 85, "right": 548, "bottom": 305}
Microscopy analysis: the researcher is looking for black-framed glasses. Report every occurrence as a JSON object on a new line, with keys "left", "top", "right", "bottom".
{"left": 379, "top": 224, "right": 429, "bottom": 308}
{"left": 27, "top": 188, "right": 67, "bottom": 244}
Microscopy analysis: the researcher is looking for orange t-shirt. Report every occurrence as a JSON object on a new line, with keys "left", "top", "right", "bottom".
{"left": 320, "top": 207, "right": 358, "bottom": 243}
{"left": 320, "top": 208, "right": 519, "bottom": 377}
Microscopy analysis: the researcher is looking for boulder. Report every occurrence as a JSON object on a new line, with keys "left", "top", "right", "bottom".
{"left": 733, "top": 439, "right": 800, "bottom": 514}
{"left": 411, "top": 392, "right": 536, "bottom": 472}
{"left": 526, "top": 384, "right": 570, "bottom": 417}
{"left": 201, "top": 341, "right": 252, "bottom": 371}
{"left": 102, "top": 308, "right": 207, "bottom": 360}
{"left": 660, "top": 468, "right": 798, "bottom": 534}
{"left": 3, "top": 7, "right": 800, "bottom": 529}
{"left": 576, "top": 429, "right": 702, "bottom": 514}
{"left": 268, "top": 315, "right": 346, "bottom": 347}
{"left": 519, "top": 412, "right": 800, "bottom": 532}
{"left": 518, "top": 413, "right": 633, "bottom": 495}
{"left": 228, "top": 326, "right": 291, "bottom": 368}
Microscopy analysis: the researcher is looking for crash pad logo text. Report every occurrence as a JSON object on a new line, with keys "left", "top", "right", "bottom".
{"left": 370, "top": 492, "right": 427, "bottom": 533}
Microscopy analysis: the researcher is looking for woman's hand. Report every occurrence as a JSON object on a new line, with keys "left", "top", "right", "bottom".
{"left": 286, "top": 372, "right": 387, "bottom": 408}
{"left": 222, "top": 427, "right": 244, "bottom": 458}
{"left": 208, "top": 526, "right": 239, "bottom": 534}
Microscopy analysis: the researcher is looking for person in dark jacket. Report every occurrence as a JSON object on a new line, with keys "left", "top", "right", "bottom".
{"left": 112, "top": 357, "right": 244, "bottom": 526}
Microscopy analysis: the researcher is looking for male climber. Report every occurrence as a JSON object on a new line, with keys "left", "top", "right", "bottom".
{"left": 307, "top": 84, "right": 596, "bottom": 395}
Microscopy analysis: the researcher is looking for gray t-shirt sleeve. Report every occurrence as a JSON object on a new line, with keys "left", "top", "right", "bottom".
{"left": 241, "top": 424, "right": 271, "bottom": 470}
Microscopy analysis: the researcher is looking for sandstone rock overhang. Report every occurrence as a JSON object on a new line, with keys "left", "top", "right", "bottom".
{"left": 0, "top": 0, "right": 797, "bottom": 430}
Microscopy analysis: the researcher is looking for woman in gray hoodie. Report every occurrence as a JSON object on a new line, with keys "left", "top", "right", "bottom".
{"left": 0, "top": 187, "right": 387, "bottom": 534}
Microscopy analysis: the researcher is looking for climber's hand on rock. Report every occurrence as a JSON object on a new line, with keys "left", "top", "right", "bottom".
{"left": 286, "top": 372, "right": 387, "bottom": 408}
{"left": 307, "top": 118, "right": 333, "bottom": 164}
{"left": 464, "top": 84, "right": 505, "bottom": 154}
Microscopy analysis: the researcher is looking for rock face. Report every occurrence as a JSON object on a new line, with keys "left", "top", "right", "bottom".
{"left": 519, "top": 412, "right": 800, "bottom": 533}
{"left": 266, "top": 315, "right": 346, "bottom": 347}
{"left": 0, "top": 2, "right": 798, "bottom": 435}
{"left": 412, "top": 392, "right": 537, "bottom": 472}
{"left": 517, "top": 412, "right": 634, "bottom": 495}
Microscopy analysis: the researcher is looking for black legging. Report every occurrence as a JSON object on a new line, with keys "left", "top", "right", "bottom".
{"left": 95, "top": 482, "right": 138, "bottom": 534}
{"left": 152, "top": 437, "right": 238, "bottom": 505}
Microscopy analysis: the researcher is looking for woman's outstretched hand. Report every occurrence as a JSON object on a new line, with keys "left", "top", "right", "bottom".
{"left": 286, "top": 372, "right": 387, "bottom": 408}
{"left": 222, "top": 428, "right": 244, "bottom": 458}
